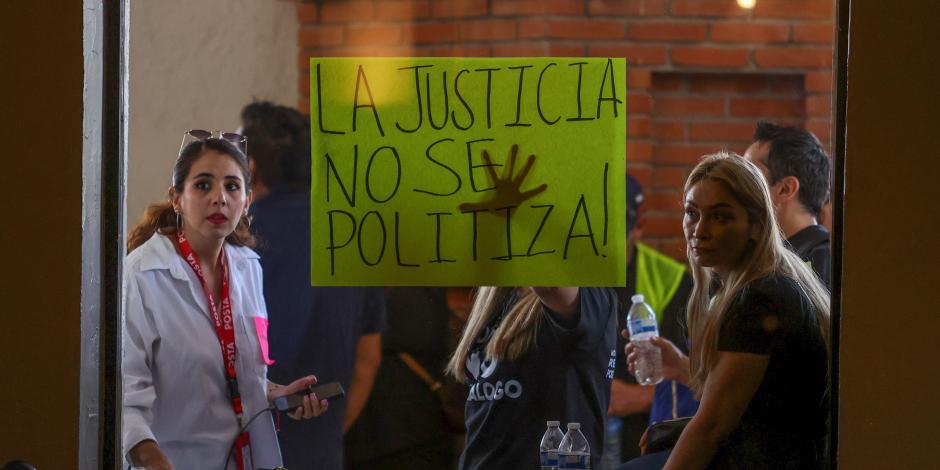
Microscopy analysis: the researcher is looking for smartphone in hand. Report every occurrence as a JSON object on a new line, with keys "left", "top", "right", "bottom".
{"left": 273, "top": 381, "right": 345, "bottom": 412}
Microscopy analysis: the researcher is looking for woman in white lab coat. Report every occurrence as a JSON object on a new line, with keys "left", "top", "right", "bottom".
{"left": 123, "top": 132, "right": 327, "bottom": 470}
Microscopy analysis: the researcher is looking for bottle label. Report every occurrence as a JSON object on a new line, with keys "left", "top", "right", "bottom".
{"left": 540, "top": 450, "right": 559, "bottom": 466}
{"left": 628, "top": 318, "right": 657, "bottom": 335}
{"left": 559, "top": 452, "right": 590, "bottom": 469}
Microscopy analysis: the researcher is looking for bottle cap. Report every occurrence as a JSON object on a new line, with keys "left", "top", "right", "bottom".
{"left": 631, "top": 294, "right": 645, "bottom": 304}
{"left": 567, "top": 422, "right": 580, "bottom": 430}
{"left": 547, "top": 420, "right": 560, "bottom": 426}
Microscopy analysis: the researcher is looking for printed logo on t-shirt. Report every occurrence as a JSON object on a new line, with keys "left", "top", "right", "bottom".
{"left": 467, "top": 352, "right": 499, "bottom": 381}
{"left": 605, "top": 348, "right": 616, "bottom": 380}
{"left": 466, "top": 349, "right": 523, "bottom": 401}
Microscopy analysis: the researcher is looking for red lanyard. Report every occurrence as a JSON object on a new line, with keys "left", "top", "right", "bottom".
{"left": 177, "top": 231, "right": 254, "bottom": 469}
{"left": 177, "top": 230, "right": 244, "bottom": 418}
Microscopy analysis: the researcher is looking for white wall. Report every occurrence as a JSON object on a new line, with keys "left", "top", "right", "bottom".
{"left": 127, "top": 0, "right": 298, "bottom": 224}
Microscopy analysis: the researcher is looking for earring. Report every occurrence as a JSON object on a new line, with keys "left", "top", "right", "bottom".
{"left": 175, "top": 209, "right": 182, "bottom": 231}
{"left": 244, "top": 210, "right": 251, "bottom": 229}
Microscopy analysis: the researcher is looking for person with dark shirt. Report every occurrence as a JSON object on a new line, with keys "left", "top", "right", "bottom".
{"left": 447, "top": 287, "right": 618, "bottom": 470}
{"left": 744, "top": 121, "right": 832, "bottom": 288}
{"left": 620, "top": 152, "right": 830, "bottom": 469}
{"left": 344, "top": 287, "right": 466, "bottom": 469}
{"left": 613, "top": 123, "right": 832, "bottom": 467}
{"left": 240, "top": 101, "right": 386, "bottom": 470}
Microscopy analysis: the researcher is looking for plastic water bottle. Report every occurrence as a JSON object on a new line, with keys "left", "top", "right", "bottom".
{"left": 601, "top": 416, "right": 622, "bottom": 470}
{"left": 627, "top": 294, "right": 663, "bottom": 386}
{"left": 539, "top": 420, "right": 565, "bottom": 469}
{"left": 558, "top": 422, "right": 591, "bottom": 469}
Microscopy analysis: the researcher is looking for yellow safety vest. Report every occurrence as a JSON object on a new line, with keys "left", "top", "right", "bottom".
{"left": 635, "top": 242, "right": 686, "bottom": 325}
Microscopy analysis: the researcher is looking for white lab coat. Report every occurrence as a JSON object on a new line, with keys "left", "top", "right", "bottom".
{"left": 123, "top": 233, "right": 281, "bottom": 469}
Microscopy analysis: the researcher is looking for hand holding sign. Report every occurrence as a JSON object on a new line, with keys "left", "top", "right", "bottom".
{"left": 458, "top": 144, "right": 548, "bottom": 215}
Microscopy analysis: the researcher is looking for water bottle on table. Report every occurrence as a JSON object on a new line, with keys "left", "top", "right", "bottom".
{"left": 540, "top": 420, "right": 565, "bottom": 469}
{"left": 558, "top": 422, "right": 591, "bottom": 469}
{"left": 627, "top": 294, "right": 663, "bottom": 386}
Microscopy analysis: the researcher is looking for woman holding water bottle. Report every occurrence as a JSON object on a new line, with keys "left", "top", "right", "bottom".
{"left": 622, "top": 152, "right": 830, "bottom": 470}
{"left": 446, "top": 286, "right": 618, "bottom": 470}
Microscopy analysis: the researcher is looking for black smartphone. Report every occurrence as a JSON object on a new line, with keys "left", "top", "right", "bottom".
{"left": 308, "top": 381, "right": 345, "bottom": 402}
{"left": 273, "top": 381, "right": 345, "bottom": 412}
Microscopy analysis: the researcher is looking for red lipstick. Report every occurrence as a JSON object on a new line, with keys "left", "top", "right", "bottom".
{"left": 207, "top": 213, "right": 228, "bottom": 224}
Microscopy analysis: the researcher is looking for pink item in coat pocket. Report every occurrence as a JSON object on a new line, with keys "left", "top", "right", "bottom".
{"left": 252, "top": 316, "right": 275, "bottom": 365}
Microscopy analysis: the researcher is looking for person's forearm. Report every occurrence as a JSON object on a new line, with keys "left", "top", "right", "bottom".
{"left": 344, "top": 333, "right": 382, "bottom": 432}
{"left": 129, "top": 439, "right": 168, "bottom": 468}
{"left": 343, "top": 370, "right": 377, "bottom": 432}
{"left": 676, "top": 354, "right": 692, "bottom": 388}
{"left": 619, "top": 392, "right": 654, "bottom": 415}
{"left": 662, "top": 416, "right": 722, "bottom": 470}
{"left": 665, "top": 351, "right": 765, "bottom": 469}
{"left": 608, "top": 379, "right": 654, "bottom": 416}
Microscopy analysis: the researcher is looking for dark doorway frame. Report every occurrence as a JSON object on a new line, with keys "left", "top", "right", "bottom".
{"left": 81, "top": 0, "right": 127, "bottom": 469}
{"left": 829, "top": 0, "right": 850, "bottom": 467}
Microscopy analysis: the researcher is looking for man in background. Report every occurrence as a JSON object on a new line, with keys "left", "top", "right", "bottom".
{"left": 744, "top": 120, "right": 832, "bottom": 288}
{"left": 240, "top": 101, "right": 385, "bottom": 470}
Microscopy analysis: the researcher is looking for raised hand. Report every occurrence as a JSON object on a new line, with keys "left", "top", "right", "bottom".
{"left": 458, "top": 144, "right": 548, "bottom": 214}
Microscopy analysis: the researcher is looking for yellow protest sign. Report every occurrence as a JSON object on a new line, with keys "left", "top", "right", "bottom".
{"left": 310, "top": 57, "right": 626, "bottom": 286}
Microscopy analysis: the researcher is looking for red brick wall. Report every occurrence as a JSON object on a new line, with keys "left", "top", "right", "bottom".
{"left": 641, "top": 72, "right": 806, "bottom": 258}
{"left": 296, "top": 0, "right": 835, "bottom": 260}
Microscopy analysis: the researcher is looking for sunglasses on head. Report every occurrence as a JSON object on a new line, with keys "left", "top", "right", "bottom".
{"left": 179, "top": 129, "right": 248, "bottom": 157}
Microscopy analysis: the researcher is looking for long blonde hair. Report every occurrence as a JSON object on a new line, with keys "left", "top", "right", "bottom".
{"left": 684, "top": 152, "right": 831, "bottom": 397}
{"left": 446, "top": 287, "right": 544, "bottom": 382}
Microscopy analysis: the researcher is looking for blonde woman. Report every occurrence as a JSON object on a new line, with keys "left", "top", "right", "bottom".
{"left": 446, "top": 286, "right": 618, "bottom": 469}
{"left": 622, "top": 152, "right": 830, "bottom": 470}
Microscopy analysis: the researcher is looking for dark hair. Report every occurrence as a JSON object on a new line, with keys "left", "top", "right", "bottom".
{"left": 753, "top": 120, "right": 831, "bottom": 217}
{"left": 240, "top": 101, "right": 311, "bottom": 192}
{"left": 127, "top": 138, "right": 255, "bottom": 252}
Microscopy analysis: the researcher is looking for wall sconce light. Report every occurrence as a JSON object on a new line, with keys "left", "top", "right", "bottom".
{"left": 737, "top": 0, "right": 756, "bottom": 9}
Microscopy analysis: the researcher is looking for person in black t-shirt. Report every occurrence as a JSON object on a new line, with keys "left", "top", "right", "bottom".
{"left": 344, "top": 287, "right": 465, "bottom": 469}
{"left": 446, "top": 287, "right": 618, "bottom": 470}
{"left": 744, "top": 120, "right": 832, "bottom": 288}
{"left": 620, "top": 152, "right": 830, "bottom": 470}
